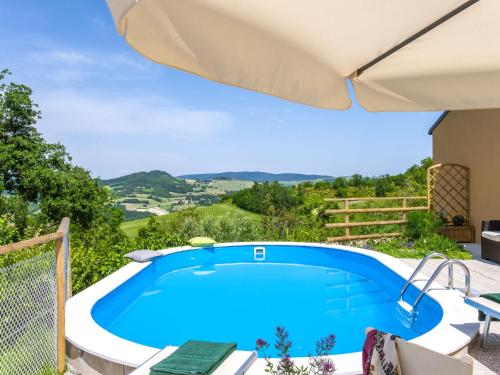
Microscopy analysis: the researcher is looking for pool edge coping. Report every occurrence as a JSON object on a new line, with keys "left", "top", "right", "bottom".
{"left": 65, "top": 242, "right": 479, "bottom": 374}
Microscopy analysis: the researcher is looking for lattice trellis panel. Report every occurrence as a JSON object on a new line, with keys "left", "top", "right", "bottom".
{"left": 428, "top": 163, "right": 470, "bottom": 224}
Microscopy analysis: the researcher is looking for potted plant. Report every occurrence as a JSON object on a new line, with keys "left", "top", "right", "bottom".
{"left": 451, "top": 214, "right": 466, "bottom": 226}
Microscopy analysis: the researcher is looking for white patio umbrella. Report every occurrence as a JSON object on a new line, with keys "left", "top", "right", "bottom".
{"left": 106, "top": 0, "right": 500, "bottom": 111}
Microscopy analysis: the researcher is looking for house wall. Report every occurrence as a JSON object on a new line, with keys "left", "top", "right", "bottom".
{"left": 432, "top": 109, "right": 500, "bottom": 242}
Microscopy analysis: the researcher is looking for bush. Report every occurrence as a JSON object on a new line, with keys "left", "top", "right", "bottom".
{"left": 196, "top": 214, "right": 262, "bottom": 242}
{"left": 369, "top": 233, "right": 472, "bottom": 259}
{"left": 404, "top": 211, "right": 443, "bottom": 240}
{"left": 71, "top": 218, "right": 133, "bottom": 293}
{"left": 0, "top": 215, "right": 20, "bottom": 245}
{"left": 136, "top": 217, "right": 183, "bottom": 250}
{"left": 71, "top": 243, "right": 129, "bottom": 294}
{"left": 231, "top": 182, "right": 303, "bottom": 214}
{"left": 260, "top": 208, "right": 328, "bottom": 243}
{"left": 135, "top": 211, "right": 263, "bottom": 247}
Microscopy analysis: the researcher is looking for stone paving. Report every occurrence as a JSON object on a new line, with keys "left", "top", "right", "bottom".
{"left": 402, "top": 256, "right": 500, "bottom": 375}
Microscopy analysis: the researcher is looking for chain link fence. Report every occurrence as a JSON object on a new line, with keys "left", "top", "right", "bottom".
{"left": 0, "top": 223, "right": 70, "bottom": 375}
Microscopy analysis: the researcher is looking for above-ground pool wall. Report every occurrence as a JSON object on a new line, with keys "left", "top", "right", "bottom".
{"left": 66, "top": 341, "right": 135, "bottom": 375}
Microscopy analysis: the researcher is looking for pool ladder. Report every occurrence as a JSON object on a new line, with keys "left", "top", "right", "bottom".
{"left": 399, "top": 252, "right": 471, "bottom": 312}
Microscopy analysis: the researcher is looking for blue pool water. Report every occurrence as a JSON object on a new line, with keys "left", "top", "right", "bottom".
{"left": 92, "top": 245, "right": 443, "bottom": 357}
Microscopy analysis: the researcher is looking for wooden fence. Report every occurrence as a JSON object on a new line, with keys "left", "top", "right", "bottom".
{"left": 324, "top": 197, "right": 428, "bottom": 242}
{"left": 0, "top": 217, "right": 70, "bottom": 374}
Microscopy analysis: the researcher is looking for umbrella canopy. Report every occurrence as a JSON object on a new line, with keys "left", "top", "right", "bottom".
{"left": 106, "top": 0, "right": 500, "bottom": 111}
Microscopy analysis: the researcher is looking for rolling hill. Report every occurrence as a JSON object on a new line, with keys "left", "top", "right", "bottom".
{"left": 178, "top": 171, "right": 332, "bottom": 182}
{"left": 100, "top": 170, "right": 193, "bottom": 197}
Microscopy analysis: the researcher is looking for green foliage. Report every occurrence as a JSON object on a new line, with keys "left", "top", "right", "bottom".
{"left": 71, "top": 219, "right": 132, "bottom": 293}
{"left": 0, "top": 69, "right": 69, "bottom": 200}
{"left": 137, "top": 209, "right": 263, "bottom": 244}
{"left": 0, "top": 215, "right": 20, "bottom": 245}
{"left": 307, "top": 157, "right": 432, "bottom": 198}
{"left": 404, "top": 211, "right": 443, "bottom": 240}
{"left": 121, "top": 198, "right": 149, "bottom": 204}
{"left": 135, "top": 217, "right": 183, "bottom": 250}
{"left": 0, "top": 323, "right": 58, "bottom": 375}
{"left": 26, "top": 166, "right": 112, "bottom": 228}
{"left": 0, "top": 195, "right": 30, "bottom": 235}
{"left": 0, "top": 69, "right": 114, "bottom": 229}
{"left": 231, "top": 181, "right": 304, "bottom": 214}
{"left": 369, "top": 234, "right": 472, "bottom": 259}
{"left": 121, "top": 203, "right": 260, "bottom": 238}
{"left": 260, "top": 208, "right": 328, "bottom": 243}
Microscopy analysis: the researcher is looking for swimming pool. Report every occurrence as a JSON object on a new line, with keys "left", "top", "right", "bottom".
{"left": 66, "top": 243, "right": 479, "bottom": 373}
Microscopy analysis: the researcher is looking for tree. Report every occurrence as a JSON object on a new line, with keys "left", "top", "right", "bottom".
{"left": 231, "top": 181, "right": 303, "bottom": 214}
{"left": 0, "top": 69, "right": 116, "bottom": 228}
{"left": 0, "top": 69, "right": 69, "bottom": 199}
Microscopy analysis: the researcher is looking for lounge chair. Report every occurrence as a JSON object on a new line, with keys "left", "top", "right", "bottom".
{"left": 364, "top": 328, "right": 472, "bottom": 375}
{"left": 481, "top": 220, "right": 500, "bottom": 263}
{"left": 394, "top": 338, "right": 473, "bottom": 375}
{"left": 465, "top": 295, "right": 500, "bottom": 347}
{"left": 129, "top": 345, "right": 257, "bottom": 375}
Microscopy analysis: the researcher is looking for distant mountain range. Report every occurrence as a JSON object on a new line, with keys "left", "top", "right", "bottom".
{"left": 100, "top": 170, "right": 192, "bottom": 197}
{"left": 178, "top": 171, "right": 332, "bottom": 182}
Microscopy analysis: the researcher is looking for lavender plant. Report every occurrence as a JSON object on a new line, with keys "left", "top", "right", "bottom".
{"left": 255, "top": 327, "right": 336, "bottom": 375}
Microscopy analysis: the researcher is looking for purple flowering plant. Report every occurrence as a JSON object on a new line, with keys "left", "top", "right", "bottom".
{"left": 255, "top": 327, "right": 336, "bottom": 375}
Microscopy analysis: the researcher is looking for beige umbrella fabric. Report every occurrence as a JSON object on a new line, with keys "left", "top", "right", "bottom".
{"left": 353, "top": 0, "right": 500, "bottom": 111}
{"left": 106, "top": 0, "right": 496, "bottom": 111}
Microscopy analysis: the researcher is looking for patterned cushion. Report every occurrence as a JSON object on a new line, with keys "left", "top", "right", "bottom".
{"left": 124, "top": 249, "right": 163, "bottom": 262}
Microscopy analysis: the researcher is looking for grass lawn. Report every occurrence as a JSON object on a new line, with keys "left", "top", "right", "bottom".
{"left": 120, "top": 202, "right": 260, "bottom": 238}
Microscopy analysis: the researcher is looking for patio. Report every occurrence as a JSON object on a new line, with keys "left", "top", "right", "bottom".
{"left": 402, "top": 251, "right": 500, "bottom": 375}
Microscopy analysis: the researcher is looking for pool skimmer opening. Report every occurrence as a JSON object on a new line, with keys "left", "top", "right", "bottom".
{"left": 254, "top": 247, "right": 266, "bottom": 261}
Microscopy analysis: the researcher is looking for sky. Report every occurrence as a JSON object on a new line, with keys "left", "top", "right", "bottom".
{"left": 0, "top": 0, "right": 441, "bottom": 179}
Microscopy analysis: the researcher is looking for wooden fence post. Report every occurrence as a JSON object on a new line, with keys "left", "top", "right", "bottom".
{"left": 55, "top": 235, "right": 65, "bottom": 373}
{"left": 402, "top": 198, "right": 407, "bottom": 221}
{"left": 324, "top": 197, "right": 427, "bottom": 242}
{"left": 427, "top": 167, "right": 432, "bottom": 211}
{"left": 344, "top": 199, "right": 349, "bottom": 238}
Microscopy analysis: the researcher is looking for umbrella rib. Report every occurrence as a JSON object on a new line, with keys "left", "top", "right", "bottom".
{"left": 356, "top": 0, "right": 480, "bottom": 76}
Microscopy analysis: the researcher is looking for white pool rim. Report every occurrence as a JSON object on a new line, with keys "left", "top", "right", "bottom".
{"left": 65, "top": 242, "right": 479, "bottom": 375}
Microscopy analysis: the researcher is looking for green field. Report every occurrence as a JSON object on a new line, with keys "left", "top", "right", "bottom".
{"left": 207, "top": 179, "right": 254, "bottom": 192}
{"left": 120, "top": 202, "right": 260, "bottom": 238}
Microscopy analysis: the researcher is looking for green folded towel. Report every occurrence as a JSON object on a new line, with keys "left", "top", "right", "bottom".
{"left": 478, "top": 293, "right": 500, "bottom": 321}
{"left": 150, "top": 340, "right": 237, "bottom": 375}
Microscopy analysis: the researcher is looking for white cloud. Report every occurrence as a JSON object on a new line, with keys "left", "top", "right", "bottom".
{"left": 25, "top": 47, "right": 149, "bottom": 84}
{"left": 48, "top": 51, "right": 93, "bottom": 65}
{"left": 36, "top": 89, "right": 232, "bottom": 139}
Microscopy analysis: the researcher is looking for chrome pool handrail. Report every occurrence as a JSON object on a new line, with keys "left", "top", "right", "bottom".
{"left": 399, "top": 252, "right": 453, "bottom": 301}
{"left": 412, "top": 260, "right": 471, "bottom": 311}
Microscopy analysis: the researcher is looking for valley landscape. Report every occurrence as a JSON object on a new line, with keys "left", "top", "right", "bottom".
{"left": 100, "top": 170, "right": 334, "bottom": 236}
